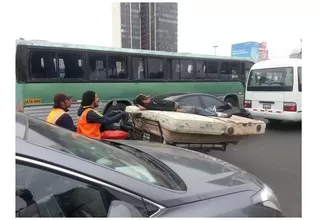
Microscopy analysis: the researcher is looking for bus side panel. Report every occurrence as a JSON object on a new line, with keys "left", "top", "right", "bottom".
{"left": 22, "top": 81, "right": 245, "bottom": 120}
{"left": 22, "top": 81, "right": 244, "bottom": 103}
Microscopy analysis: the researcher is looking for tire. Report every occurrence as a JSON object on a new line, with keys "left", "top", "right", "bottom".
{"left": 224, "top": 97, "right": 238, "bottom": 107}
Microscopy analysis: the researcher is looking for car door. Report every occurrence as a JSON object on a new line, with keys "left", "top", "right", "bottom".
{"left": 15, "top": 158, "right": 155, "bottom": 217}
{"left": 177, "top": 95, "right": 202, "bottom": 107}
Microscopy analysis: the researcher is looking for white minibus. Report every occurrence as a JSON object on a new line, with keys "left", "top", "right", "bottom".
{"left": 244, "top": 59, "right": 302, "bottom": 123}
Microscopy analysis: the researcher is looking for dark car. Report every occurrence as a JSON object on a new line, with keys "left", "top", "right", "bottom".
{"left": 16, "top": 113, "right": 283, "bottom": 217}
{"left": 152, "top": 93, "right": 252, "bottom": 118}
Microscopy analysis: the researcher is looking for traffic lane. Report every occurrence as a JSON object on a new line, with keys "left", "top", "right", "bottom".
{"left": 210, "top": 121, "right": 301, "bottom": 217}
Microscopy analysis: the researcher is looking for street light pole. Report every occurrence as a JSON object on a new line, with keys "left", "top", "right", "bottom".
{"left": 213, "top": 45, "right": 218, "bottom": 55}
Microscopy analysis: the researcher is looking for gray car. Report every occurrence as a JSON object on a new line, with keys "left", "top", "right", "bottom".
{"left": 16, "top": 112, "right": 283, "bottom": 217}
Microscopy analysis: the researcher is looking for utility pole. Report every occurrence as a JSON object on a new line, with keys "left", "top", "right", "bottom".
{"left": 213, "top": 45, "right": 218, "bottom": 55}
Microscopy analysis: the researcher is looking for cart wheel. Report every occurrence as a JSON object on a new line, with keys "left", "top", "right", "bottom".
{"left": 222, "top": 144, "right": 227, "bottom": 151}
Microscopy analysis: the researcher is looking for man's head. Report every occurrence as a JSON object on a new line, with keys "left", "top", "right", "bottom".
{"left": 135, "top": 94, "right": 151, "bottom": 106}
{"left": 81, "top": 91, "right": 99, "bottom": 108}
{"left": 53, "top": 93, "right": 72, "bottom": 109}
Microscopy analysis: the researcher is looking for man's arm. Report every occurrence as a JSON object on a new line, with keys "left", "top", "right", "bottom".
{"left": 86, "top": 109, "right": 127, "bottom": 125}
{"left": 56, "top": 114, "right": 76, "bottom": 132}
{"left": 136, "top": 104, "right": 146, "bottom": 110}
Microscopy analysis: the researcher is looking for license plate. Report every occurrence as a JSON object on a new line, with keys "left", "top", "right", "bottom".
{"left": 263, "top": 103, "right": 271, "bottom": 109}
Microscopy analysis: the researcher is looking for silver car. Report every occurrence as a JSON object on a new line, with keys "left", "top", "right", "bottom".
{"left": 16, "top": 113, "right": 283, "bottom": 217}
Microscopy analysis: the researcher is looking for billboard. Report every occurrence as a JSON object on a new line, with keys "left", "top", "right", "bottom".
{"left": 231, "top": 42, "right": 259, "bottom": 60}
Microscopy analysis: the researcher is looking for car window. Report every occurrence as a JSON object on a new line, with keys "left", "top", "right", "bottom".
{"left": 201, "top": 96, "right": 225, "bottom": 109}
{"left": 16, "top": 162, "right": 148, "bottom": 217}
{"left": 18, "top": 113, "right": 185, "bottom": 191}
{"left": 178, "top": 96, "right": 201, "bottom": 107}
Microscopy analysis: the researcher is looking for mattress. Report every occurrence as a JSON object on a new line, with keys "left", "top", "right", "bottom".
{"left": 125, "top": 106, "right": 266, "bottom": 136}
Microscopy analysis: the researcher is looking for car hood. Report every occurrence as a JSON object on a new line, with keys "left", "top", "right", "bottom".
{"left": 113, "top": 140, "right": 263, "bottom": 201}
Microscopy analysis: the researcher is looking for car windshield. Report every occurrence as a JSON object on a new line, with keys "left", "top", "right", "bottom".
{"left": 16, "top": 113, "right": 185, "bottom": 191}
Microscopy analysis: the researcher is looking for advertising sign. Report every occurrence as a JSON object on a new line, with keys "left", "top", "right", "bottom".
{"left": 231, "top": 42, "right": 259, "bottom": 60}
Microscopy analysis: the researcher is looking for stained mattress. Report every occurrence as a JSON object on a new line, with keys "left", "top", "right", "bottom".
{"left": 125, "top": 106, "right": 266, "bottom": 137}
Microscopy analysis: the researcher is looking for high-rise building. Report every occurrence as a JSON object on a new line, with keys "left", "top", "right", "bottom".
{"left": 112, "top": 2, "right": 178, "bottom": 52}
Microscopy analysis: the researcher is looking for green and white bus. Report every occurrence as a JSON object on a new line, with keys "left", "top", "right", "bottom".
{"left": 16, "top": 39, "right": 255, "bottom": 122}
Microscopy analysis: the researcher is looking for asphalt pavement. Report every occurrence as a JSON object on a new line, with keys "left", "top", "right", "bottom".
{"left": 210, "top": 120, "right": 302, "bottom": 217}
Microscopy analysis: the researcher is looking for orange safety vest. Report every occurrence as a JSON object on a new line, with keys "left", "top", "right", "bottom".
{"left": 77, "top": 108, "right": 101, "bottom": 139}
{"left": 46, "top": 108, "right": 66, "bottom": 124}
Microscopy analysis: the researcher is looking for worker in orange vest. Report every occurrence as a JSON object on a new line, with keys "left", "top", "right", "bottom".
{"left": 46, "top": 93, "right": 76, "bottom": 131}
{"left": 77, "top": 91, "right": 128, "bottom": 139}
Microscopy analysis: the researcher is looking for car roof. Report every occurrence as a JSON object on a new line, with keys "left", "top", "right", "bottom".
{"left": 15, "top": 113, "right": 201, "bottom": 207}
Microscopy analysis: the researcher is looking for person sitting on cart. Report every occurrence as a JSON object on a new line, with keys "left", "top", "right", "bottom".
{"left": 77, "top": 90, "right": 129, "bottom": 139}
{"left": 135, "top": 94, "right": 231, "bottom": 118}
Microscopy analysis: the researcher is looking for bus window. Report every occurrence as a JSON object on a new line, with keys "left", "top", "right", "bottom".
{"left": 230, "top": 62, "right": 240, "bottom": 79}
{"left": 206, "top": 61, "right": 219, "bottom": 79}
{"left": 57, "top": 52, "right": 84, "bottom": 79}
{"left": 247, "top": 67, "right": 294, "bottom": 91}
{"left": 180, "top": 60, "right": 194, "bottom": 79}
{"left": 147, "top": 58, "right": 164, "bottom": 79}
{"left": 298, "top": 66, "right": 302, "bottom": 91}
{"left": 221, "top": 62, "right": 229, "bottom": 80}
{"left": 88, "top": 53, "right": 107, "bottom": 80}
{"left": 171, "top": 59, "right": 180, "bottom": 80}
{"left": 107, "top": 55, "right": 127, "bottom": 79}
{"left": 132, "top": 57, "right": 146, "bottom": 80}
{"left": 195, "top": 61, "right": 206, "bottom": 79}
{"left": 30, "top": 51, "right": 57, "bottom": 79}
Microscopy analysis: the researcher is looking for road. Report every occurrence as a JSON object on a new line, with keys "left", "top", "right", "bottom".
{"left": 211, "top": 121, "right": 301, "bottom": 217}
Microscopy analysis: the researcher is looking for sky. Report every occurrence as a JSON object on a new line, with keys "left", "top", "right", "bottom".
{"left": 11, "top": 0, "right": 302, "bottom": 59}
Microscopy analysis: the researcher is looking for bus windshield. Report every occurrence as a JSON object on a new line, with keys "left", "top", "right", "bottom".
{"left": 247, "top": 67, "right": 294, "bottom": 91}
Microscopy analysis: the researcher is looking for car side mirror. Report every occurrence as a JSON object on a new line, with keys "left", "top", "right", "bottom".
{"left": 107, "top": 200, "right": 143, "bottom": 217}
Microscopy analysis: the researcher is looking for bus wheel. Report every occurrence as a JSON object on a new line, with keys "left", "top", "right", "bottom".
{"left": 224, "top": 97, "right": 238, "bottom": 107}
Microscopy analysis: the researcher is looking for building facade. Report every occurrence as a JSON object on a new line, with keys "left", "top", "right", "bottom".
{"left": 112, "top": 2, "right": 178, "bottom": 52}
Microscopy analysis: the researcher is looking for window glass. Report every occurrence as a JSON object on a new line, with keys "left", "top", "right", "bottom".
{"left": 20, "top": 114, "right": 185, "bottom": 191}
{"left": 132, "top": 57, "right": 146, "bottom": 80}
{"left": 88, "top": 53, "right": 107, "bottom": 80}
{"left": 57, "top": 52, "right": 84, "bottom": 79}
{"left": 206, "top": 61, "right": 219, "bottom": 79}
{"left": 195, "top": 61, "right": 206, "bottom": 79}
{"left": 147, "top": 58, "right": 163, "bottom": 79}
{"left": 201, "top": 95, "right": 225, "bottom": 109}
{"left": 16, "top": 163, "right": 108, "bottom": 217}
{"left": 230, "top": 62, "right": 240, "bottom": 79}
{"left": 221, "top": 62, "right": 229, "bottom": 80}
{"left": 247, "top": 67, "right": 294, "bottom": 91}
{"left": 16, "top": 163, "right": 149, "bottom": 217}
{"left": 171, "top": 59, "right": 180, "bottom": 80}
{"left": 180, "top": 60, "right": 193, "bottom": 79}
{"left": 30, "top": 51, "right": 57, "bottom": 79}
{"left": 107, "top": 55, "right": 127, "bottom": 79}
{"left": 178, "top": 96, "right": 201, "bottom": 106}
